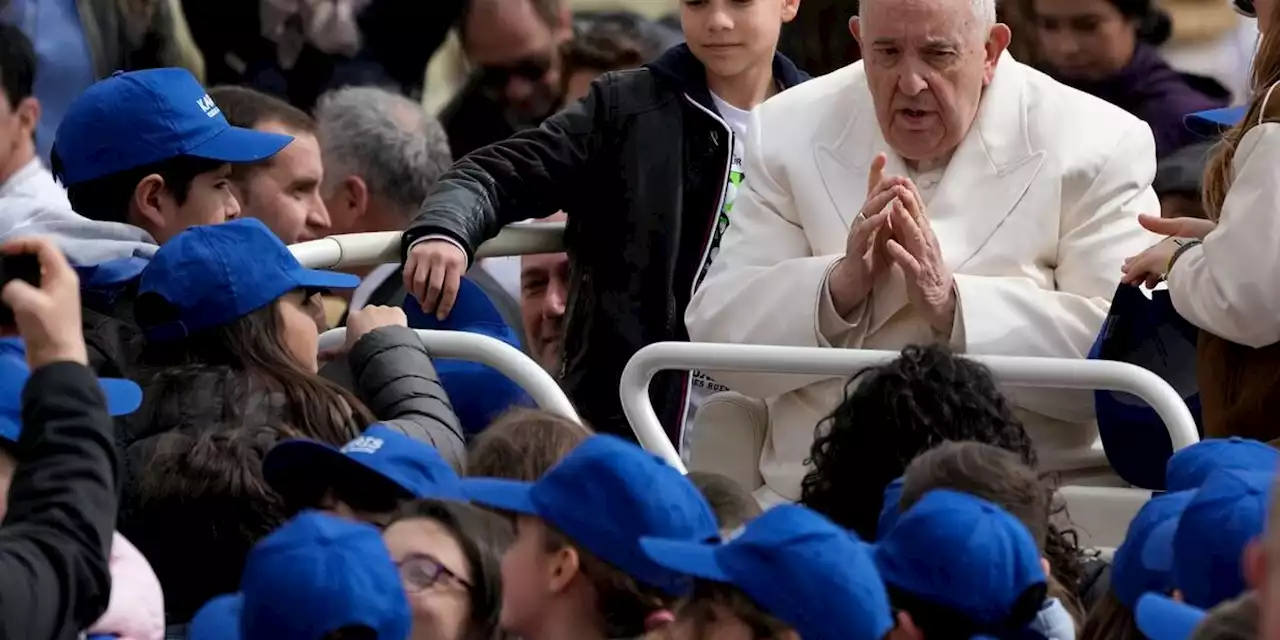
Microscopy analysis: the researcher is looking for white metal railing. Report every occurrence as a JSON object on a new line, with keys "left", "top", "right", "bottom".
{"left": 291, "top": 222, "right": 566, "bottom": 269}
{"left": 621, "top": 342, "right": 1200, "bottom": 472}
{"left": 319, "top": 328, "right": 580, "bottom": 424}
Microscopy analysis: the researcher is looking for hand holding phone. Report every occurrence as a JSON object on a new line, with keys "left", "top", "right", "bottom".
{"left": 0, "top": 237, "right": 87, "bottom": 368}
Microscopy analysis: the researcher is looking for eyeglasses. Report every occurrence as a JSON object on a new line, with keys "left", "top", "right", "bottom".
{"left": 397, "top": 553, "right": 472, "bottom": 593}
{"left": 1234, "top": 0, "right": 1256, "bottom": 18}
{"left": 478, "top": 54, "right": 554, "bottom": 94}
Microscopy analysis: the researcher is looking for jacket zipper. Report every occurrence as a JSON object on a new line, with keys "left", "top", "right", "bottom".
{"left": 676, "top": 93, "right": 735, "bottom": 452}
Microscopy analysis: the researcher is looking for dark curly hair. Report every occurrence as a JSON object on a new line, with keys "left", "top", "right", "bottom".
{"left": 800, "top": 344, "right": 1038, "bottom": 540}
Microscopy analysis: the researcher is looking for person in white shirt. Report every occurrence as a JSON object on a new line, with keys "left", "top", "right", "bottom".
{"left": 684, "top": 0, "right": 1160, "bottom": 506}
{"left": 1121, "top": 0, "right": 1280, "bottom": 443}
{"left": 0, "top": 24, "right": 69, "bottom": 227}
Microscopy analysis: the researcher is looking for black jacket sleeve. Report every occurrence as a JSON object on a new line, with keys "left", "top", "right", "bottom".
{"left": 347, "top": 326, "right": 466, "bottom": 469}
{"left": 400, "top": 73, "right": 615, "bottom": 263}
{"left": 0, "top": 362, "right": 118, "bottom": 640}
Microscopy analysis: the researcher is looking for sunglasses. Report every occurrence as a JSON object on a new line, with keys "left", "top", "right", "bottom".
{"left": 397, "top": 552, "right": 472, "bottom": 594}
{"left": 1235, "top": 0, "right": 1256, "bottom": 18}
{"left": 478, "top": 54, "right": 554, "bottom": 93}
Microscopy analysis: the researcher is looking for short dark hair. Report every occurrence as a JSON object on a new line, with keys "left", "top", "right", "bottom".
{"left": 207, "top": 85, "right": 315, "bottom": 133}
{"left": 0, "top": 24, "right": 35, "bottom": 109}
{"left": 559, "top": 12, "right": 670, "bottom": 86}
{"left": 118, "top": 426, "right": 296, "bottom": 623}
{"left": 51, "top": 149, "right": 227, "bottom": 224}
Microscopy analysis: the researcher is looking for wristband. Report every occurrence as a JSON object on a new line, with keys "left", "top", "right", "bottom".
{"left": 1167, "top": 239, "right": 1202, "bottom": 275}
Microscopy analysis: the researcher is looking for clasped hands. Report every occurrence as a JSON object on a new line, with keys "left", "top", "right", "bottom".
{"left": 828, "top": 153, "right": 956, "bottom": 336}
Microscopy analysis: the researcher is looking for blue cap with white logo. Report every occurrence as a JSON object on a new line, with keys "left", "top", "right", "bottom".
{"left": 641, "top": 504, "right": 895, "bottom": 640}
{"left": 188, "top": 511, "right": 410, "bottom": 640}
{"left": 0, "top": 337, "right": 142, "bottom": 444}
{"left": 264, "top": 423, "right": 466, "bottom": 506}
{"left": 872, "top": 490, "right": 1047, "bottom": 630}
{"left": 53, "top": 68, "right": 293, "bottom": 186}
{"left": 1166, "top": 437, "right": 1279, "bottom": 492}
{"left": 461, "top": 434, "right": 719, "bottom": 595}
{"left": 1172, "top": 469, "right": 1270, "bottom": 608}
{"left": 138, "top": 218, "right": 359, "bottom": 341}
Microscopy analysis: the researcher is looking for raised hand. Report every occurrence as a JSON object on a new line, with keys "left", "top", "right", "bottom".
{"left": 0, "top": 236, "right": 88, "bottom": 367}
{"left": 403, "top": 239, "right": 468, "bottom": 320}
{"left": 883, "top": 185, "right": 956, "bottom": 335}
{"left": 827, "top": 153, "right": 900, "bottom": 316}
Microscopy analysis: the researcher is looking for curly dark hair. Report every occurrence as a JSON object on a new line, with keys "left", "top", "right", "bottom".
{"left": 799, "top": 344, "right": 1038, "bottom": 540}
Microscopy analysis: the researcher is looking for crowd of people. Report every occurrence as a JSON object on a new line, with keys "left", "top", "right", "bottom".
{"left": 2, "top": 0, "right": 1280, "bottom": 638}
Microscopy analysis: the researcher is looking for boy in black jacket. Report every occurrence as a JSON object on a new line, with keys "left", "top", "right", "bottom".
{"left": 401, "top": 0, "right": 806, "bottom": 444}
{"left": 0, "top": 235, "right": 140, "bottom": 640}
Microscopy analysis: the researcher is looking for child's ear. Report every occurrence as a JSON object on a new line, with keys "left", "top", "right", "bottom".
{"left": 548, "top": 544, "right": 581, "bottom": 594}
{"left": 131, "top": 174, "right": 170, "bottom": 235}
{"left": 781, "top": 0, "right": 800, "bottom": 22}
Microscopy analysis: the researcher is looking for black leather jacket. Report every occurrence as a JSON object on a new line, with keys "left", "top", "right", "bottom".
{"left": 402, "top": 45, "right": 807, "bottom": 442}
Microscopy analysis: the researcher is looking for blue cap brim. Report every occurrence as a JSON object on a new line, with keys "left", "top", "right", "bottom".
{"left": 1136, "top": 594, "right": 1206, "bottom": 640}
{"left": 461, "top": 478, "right": 537, "bottom": 514}
{"left": 291, "top": 267, "right": 361, "bottom": 291}
{"left": 188, "top": 593, "right": 244, "bottom": 640}
{"left": 263, "top": 439, "right": 346, "bottom": 499}
{"left": 638, "top": 537, "right": 728, "bottom": 582}
{"left": 100, "top": 378, "right": 142, "bottom": 416}
{"left": 1185, "top": 106, "right": 1245, "bottom": 135}
{"left": 187, "top": 124, "right": 293, "bottom": 165}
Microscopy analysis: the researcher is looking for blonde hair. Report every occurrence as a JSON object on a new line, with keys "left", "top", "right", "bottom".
{"left": 1204, "top": 24, "right": 1280, "bottom": 220}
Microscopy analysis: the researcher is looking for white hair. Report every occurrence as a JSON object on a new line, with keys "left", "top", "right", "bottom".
{"left": 859, "top": 0, "right": 997, "bottom": 34}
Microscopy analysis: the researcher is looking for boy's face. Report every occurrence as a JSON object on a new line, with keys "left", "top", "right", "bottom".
{"left": 500, "top": 516, "right": 564, "bottom": 635}
{"left": 146, "top": 164, "right": 241, "bottom": 245}
{"left": 681, "top": 0, "right": 799, "bottom": 80}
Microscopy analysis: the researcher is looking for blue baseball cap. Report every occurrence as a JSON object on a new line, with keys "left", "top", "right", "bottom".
{"left": 264, "top": 423, "right": 466, "bottom": 506}
{"left": 1166, "top": 438, "right": 1279, "bottom": 492}
{"left": 403, "top": 279, "right": 532, "bottom": 436}
{"left": 138, "top": 218, "right": 359, "bottom": 341}
{"left": 1172, "top": 469, "right": 1270, "bottom": 608}
{"left": 0, "top": 338, "right": 142, "bottom": 444}
{"left": 640, "top": 504, "right": 895, "bottom": 640}
{"left": 1135, "top": 594, "right": 1207, "bottom": 640}
{"left": 1110, "top": 491, "right": 1195, "bottom": 608}
{"left": 872, "top": 490, "right": 1047, "bottom": 628}
{"left": 53, "top": 68, "right": 292, "bottom": 186}
{"left": 188, "top": 511, "right": 410, "bottom": 640}
{"left": 462, "top": 434, "right": 718, "bottom": 594}
{"left": 877, "top": 477, "right": 905, "bottom": 540}
{"left": 1185, "top": 106, "right": 1245, "bottom": 137}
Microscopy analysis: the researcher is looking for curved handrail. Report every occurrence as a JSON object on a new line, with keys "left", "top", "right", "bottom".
{"left": 621, "top": 342, "right": 1200, "bottom": 472}
{"left": 291, "top": 222, "right": 566, "bottom": 269}
{"left": 320, "top": 328, "right": 580, "bottom": 424}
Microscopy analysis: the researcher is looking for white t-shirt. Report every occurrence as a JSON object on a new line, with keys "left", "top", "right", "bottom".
{"left": 683, "top": 93, "right": 753, "bottom": 454}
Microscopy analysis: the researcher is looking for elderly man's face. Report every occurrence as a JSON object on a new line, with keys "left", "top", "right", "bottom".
{"left": 852, "top": 0, "right": 1009, "bottom": 164}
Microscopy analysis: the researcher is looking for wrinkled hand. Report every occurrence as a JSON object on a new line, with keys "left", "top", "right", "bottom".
{"left": 884, "top": 185, "right": 956, "bottom": 335}
{"left": 345, "top": 305, "right": 408, "bottom": 351}
{"left": 0, "top": 236, "right": 88, "bottom": 367}
{"left": 828, "top": 153, "right": 901, "bottom": 315}
{"left": 403, "top": 238, "right": 468, "bottom": 320}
